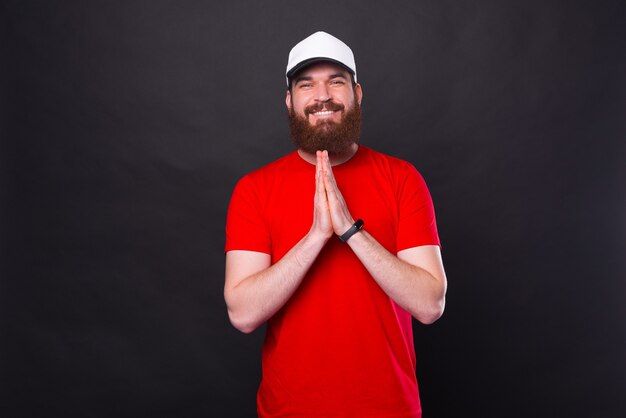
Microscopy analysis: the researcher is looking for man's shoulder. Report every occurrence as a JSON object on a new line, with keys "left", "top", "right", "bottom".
{"left": 234, "top": 150, "right": 304, "bottom": 195}
{"left": 359, "top": 146, "right": 418, "bottom": 174}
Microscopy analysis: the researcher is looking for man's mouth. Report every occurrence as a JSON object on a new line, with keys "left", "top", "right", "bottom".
{"left": 312, "top": 110, "right": 337, "bottom": 117}
{"left": 306, "top": 102, "right": 344, "bottom": 118}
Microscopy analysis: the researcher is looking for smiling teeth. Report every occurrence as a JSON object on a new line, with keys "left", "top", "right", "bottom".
{"left": 314, "top": 110, "right": 335, "bottom": 116}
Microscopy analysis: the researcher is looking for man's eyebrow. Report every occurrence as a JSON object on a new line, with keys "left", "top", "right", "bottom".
{"left": 293, "top": 75, "right": 313, "bottom": 85}
{"left": 294, "top": 72, "right": 349, "bottom": 85}
{"left": 328, "top": 72, "right": 349, "bottom": 80}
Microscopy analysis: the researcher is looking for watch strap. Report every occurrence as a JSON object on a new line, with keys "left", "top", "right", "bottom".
{"left": 338, "top": 219, "right": 364, "bottom": 243}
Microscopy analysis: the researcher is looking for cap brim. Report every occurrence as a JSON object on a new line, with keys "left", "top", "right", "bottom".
{"left": 286, "top": 57, "right": 355, "bottom": 82}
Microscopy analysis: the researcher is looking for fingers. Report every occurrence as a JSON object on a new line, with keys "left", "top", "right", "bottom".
{"left": 319, "top": 150, "right": 353, "bottom": 234}
{"left": 321, "top": 150, "right": 338, "bottom": 190}
{"left": 321, "top": 150, "right": 340, "bottom": 201}
{"left": 312, "top": 150, "right": 333, "bottom": 238}
{"left": 316, "top": 150, "right": 323, "bottom": 179}
{"left": 316, "top": 150, "right": 326, "bottom": 199}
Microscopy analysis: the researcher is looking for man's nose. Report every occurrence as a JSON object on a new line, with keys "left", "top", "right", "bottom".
{"left": 314, "top": 84, "right": 331, "bottom": 102}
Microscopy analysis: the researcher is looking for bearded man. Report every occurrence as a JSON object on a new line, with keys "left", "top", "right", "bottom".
{"left": 224, "top": 31, "right": 447, "bottom": 418}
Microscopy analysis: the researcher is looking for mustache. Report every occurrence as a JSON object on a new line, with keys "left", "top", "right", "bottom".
{"left": 304, "top": 101, "right": 345, "bottom": 116}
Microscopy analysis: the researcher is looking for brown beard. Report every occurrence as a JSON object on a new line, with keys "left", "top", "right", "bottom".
{"left": 288, "top": 96, "right": 361, "bottom": 155}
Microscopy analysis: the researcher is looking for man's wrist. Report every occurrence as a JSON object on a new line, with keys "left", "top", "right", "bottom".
{"left": 306, "top": 228, "right": 333, "bottom": 245}
{"left": 338, "top": 219, "right": 364, "bottom": 243}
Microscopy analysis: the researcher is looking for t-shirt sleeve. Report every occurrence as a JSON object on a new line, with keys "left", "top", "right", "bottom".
{"left": 224, "top": 175, "right": 271, "bottom": 254}
{"left": 396, "top": 164, "right": 440, "bottom": 251}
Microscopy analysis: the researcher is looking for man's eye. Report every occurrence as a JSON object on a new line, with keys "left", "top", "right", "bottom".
{"left": 330, "top": 80, "right": 345, "bottom": 85}
{"left": 299, "top": 83, "right": 313, "bottom": 89}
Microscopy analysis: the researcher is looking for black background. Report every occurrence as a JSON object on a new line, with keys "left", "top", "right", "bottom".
{"left": 2, "top": 1, "right": 625, "bottom": 417}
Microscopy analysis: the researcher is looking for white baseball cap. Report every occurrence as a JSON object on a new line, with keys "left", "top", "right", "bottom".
{"left": 285, "top": 31, "right": 357, "bottom": 87}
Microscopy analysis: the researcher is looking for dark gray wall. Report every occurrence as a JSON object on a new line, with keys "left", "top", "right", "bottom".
{"left": 2, "top": 1, "right": 625, "bottom": 417}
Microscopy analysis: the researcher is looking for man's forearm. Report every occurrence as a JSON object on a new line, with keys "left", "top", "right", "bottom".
{"left": 225, "top": 231, "right": 329, "bottom": 333}
{"left": 346, "top": 230, "right": 446, "bottom": 324}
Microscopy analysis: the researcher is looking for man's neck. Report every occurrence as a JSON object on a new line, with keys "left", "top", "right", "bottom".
{"left": 297, "top": 143, "right": 359, "bottom": 166}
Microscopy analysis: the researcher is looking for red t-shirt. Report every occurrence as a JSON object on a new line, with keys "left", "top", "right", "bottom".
{"left": 225, "top": 146, "right": 440, "bottom": 417}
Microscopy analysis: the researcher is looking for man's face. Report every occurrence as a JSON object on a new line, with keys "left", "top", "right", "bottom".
{"left": 286, "top": 62, "right": 363, "bottom": 155}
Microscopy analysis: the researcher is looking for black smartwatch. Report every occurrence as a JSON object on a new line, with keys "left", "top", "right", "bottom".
{"left": 339, "top": 219, "right": 364, "bottom": 243}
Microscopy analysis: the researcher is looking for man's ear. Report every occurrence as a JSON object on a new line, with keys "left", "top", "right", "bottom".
{"left": 285, "top": 90, "right": 292, "bottom": 111}
{"left": 354, "top": 83, "right": 363, "bottom": 106}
